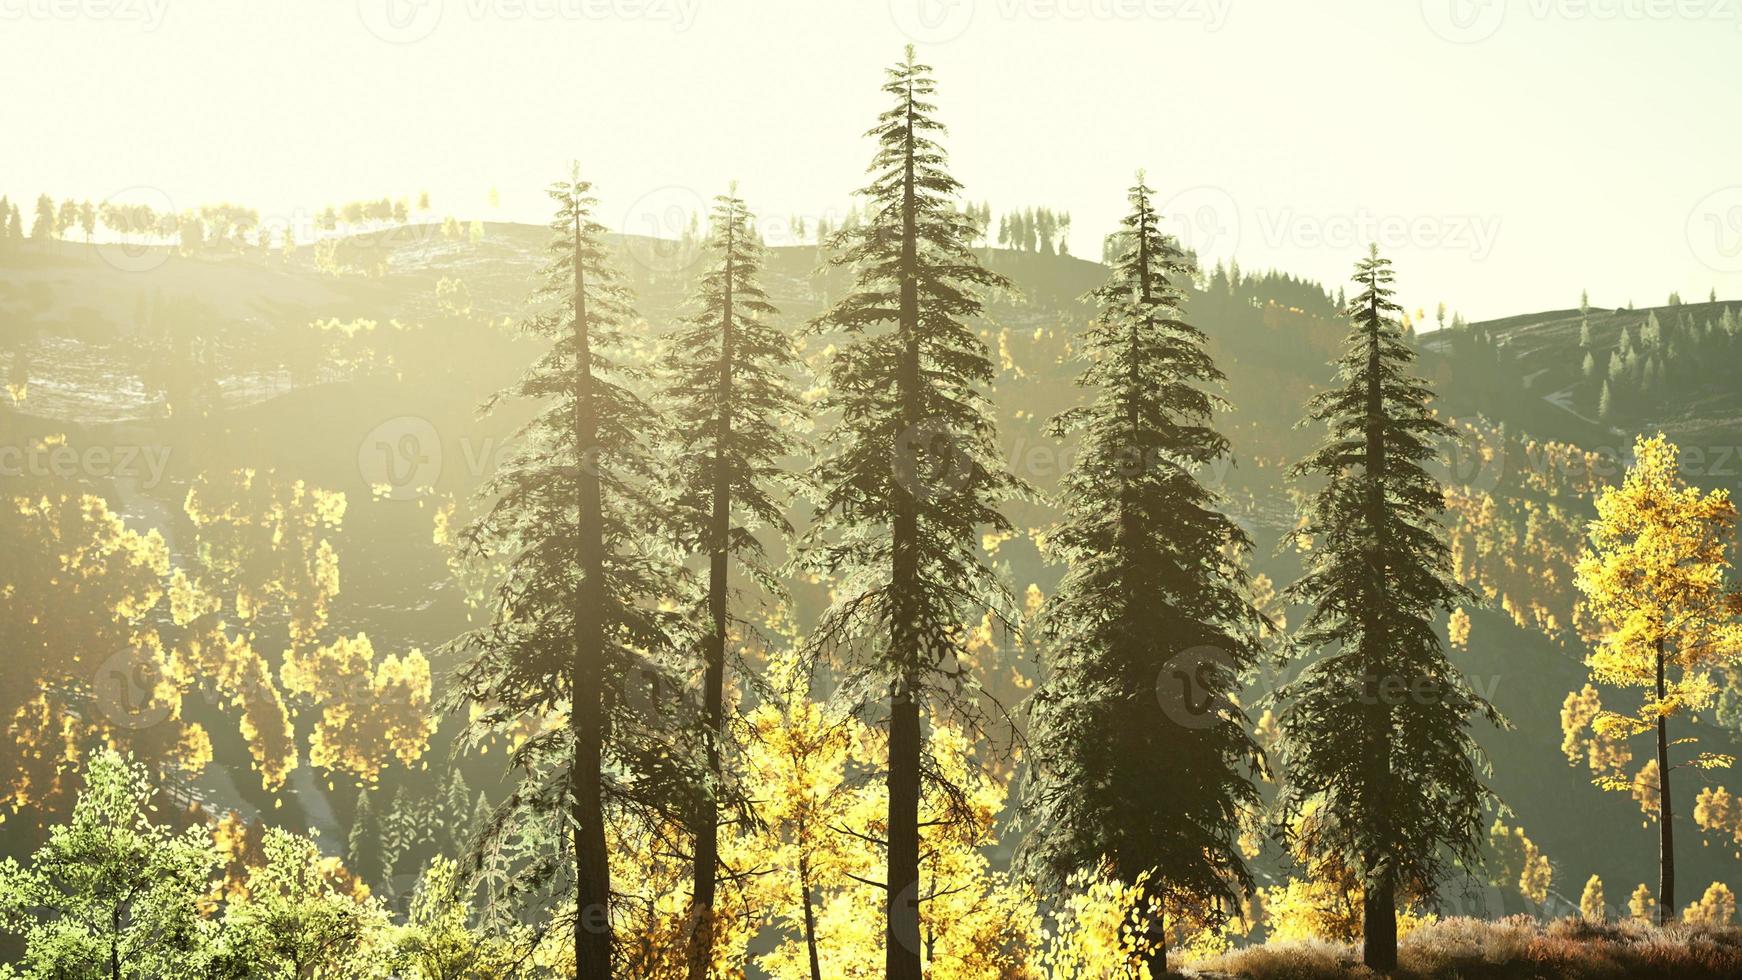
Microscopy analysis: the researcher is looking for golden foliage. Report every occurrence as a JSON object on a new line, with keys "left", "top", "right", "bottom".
{"left": 1580, "top": 875, "right": 1605, "bottom": 923}
{"left": 1448, "top": 607, "right": 1471, "bottom": 650}
{"left": 1488, "top": 818, "right": 1552, "bottom": 905}
{"left": 1684, "top": 882, "right": 1737, "bottom": 926}
{"left": 1630, "top": 883, "right": 1656, "bottom": 921}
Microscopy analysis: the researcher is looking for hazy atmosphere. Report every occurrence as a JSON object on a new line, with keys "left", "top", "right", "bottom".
{"left": 6, "top": 0, "right": 1741, "bottom": 319}
{"left": 6, "top": 3, "right": 1742, "bottom": 979}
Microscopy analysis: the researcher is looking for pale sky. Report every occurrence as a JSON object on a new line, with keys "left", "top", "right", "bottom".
{"left": 4, "top": 0, "right": 1740, "bottom": 320}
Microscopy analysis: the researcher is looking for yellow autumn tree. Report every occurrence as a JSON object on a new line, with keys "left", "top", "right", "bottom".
{"left": 1488, "top": 817, "right": 1553, "bottom": 906}
{"left": 1258, "top": 801, "right": 1436, "bottom": 945}
{"left": 1684, "top": 882, "right": 1737, "bottom": 926}
{"left": 1573, "top": 433, "right": 1742, "bottom": 924}
{"left": 1629, "top": 883, "right": 1656, "bottom": 921}
{"left": 1580, "top": 875, "right": 1605, "bottom": 922}
{"left": 745, "top": 647, "right": 1042, "bottom": 979}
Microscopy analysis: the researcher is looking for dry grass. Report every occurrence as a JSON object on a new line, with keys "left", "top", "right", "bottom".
{"left": 1179, "top": 916, "right": 1742, "bottom": 979}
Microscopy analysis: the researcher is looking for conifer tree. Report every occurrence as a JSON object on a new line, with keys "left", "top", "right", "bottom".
{"left": 30, "top": 194, "right": 54, "bottom": 240}
{"left": 1016, "top": 176, "right": 1266, "bottom": 975}
{"left": 451, "top": 164, "right": 695, "bottom": 977}
{"left": 665, "top": 187, "right": 803, "bottom": 978}
{"left": 804, "top": 47, "right": 1019, "bottom": 980}
{"left": 1278, "top": 245, "right": 1500, "bottom": 972}
{"left": 440, "top": 768, "right": 472, "bottom": 856}
{"left": 347, "top": 787, "right": 383, "bottom": 892}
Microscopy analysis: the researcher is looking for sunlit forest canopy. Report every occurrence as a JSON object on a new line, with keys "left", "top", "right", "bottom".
{"left": 5, "top": 4, "right": 1742, "bottom": 979}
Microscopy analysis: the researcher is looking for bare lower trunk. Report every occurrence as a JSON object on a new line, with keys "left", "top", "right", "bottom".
{"left": 887, "top": 685, "right": 922, "bottom": 980}
{"left": 1657, "top": 636, "right": 1676, "bottom": 926}
{"left": 1141, "top": 902, "right": 1167, "bottom": 977}
{"left": 800, "top": 852, "right": 823, "bottom": 980}
{"left": 1362, "top": 877, "right": 1398, "bottom": 972}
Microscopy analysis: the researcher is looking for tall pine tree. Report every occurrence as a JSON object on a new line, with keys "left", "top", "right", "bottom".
{"left": 1016, "top": 176, "right": 1265, "bottom": 975}
{"left": 1278, "top": 245, "right": 1500, "bottom": 971}
{"left": 451, "top": 164, "right": 695, "bottom": 977}
{"left": 804, "top": 47, "right": 1019, "bottom": 980}
{"left": 665, "top": 187, "right": 803, "bottom": 978}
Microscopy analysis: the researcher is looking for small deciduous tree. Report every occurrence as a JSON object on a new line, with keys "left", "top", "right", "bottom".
{"left": 1573, "top": 433, "right": 1742, "bottom": 923}
{"left": 215, "top": 827, "right": 394, "bottom": 978}
{"left": 0, "top": 750, "right": 218, "bottom": 979}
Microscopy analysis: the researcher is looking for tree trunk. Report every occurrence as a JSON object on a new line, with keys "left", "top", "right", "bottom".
{"left": 800, "top": 851, "right": 823, "bottom": 980}
{"left": 1657, "top": 635, "right": 1676, "bottom": 926}
{"left": 1363, "top": 877, "right": 1398, "bottom": 972}
{"left": 886, "top": 74, "right": 925, "bottom": 980}
{"left": 687, "top": 223, "right": 735, "bottom": 980}
{"left": 1140, "top": 903, "right": 1167, "bottom": 977}
{"left": 570, "top": 204, "right": 614, "bottom": 979}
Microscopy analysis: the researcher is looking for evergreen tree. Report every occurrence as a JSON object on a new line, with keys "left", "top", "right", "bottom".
{"left": 664, "top": 186, "right": 803, "bottom": 977}
{"left": 440, "top": 768, "right": 472, "bottom": 856}
{"left": 1278, "top": 246, "right": 1501, "bottom": 972}
{"left": 804, "top": 47, "right": 1019, "bottom": 980}
{"left": 451, "top": 164, "right": 696, "bottom": 977}
{"left": 30, "top": 194, "right": 55, "bottom": 240}
{"left": 347, "top": 787, "right": 384, "bottom": 892}
{"left": 1017, "top": 177, "right": 1265, "bottom": 975}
